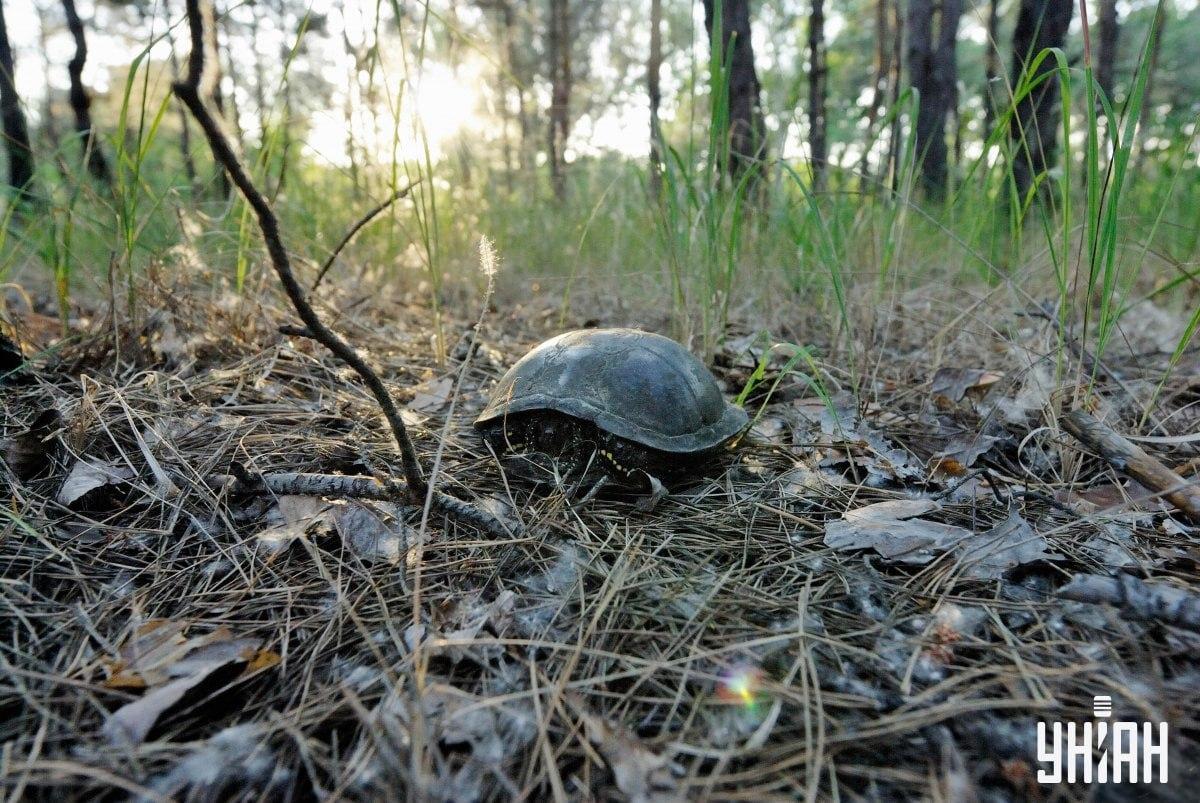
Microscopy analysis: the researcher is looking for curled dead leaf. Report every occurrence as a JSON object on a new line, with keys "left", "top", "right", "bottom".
{"left": 56, "top": 459, "right": 136, "bottom": 506}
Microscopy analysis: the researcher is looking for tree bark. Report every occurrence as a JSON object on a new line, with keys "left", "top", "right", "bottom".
{"left": 702, "top": 0, "right": 767, "bottom": 182}
{"left": 907, "top": 0, "right": 962, "bottom": 200}
{"left": 807, "top": 0, "right": 827, "bottom": 190}
{"left": 1096, "top": 0, "right": 1119, "bottom": 103}
{"left": 886, "top": 0, "right": 903, "bottom": 191}
{"left": 1009, "top": 0, "right": 1073, "bottom": 204}
{"left": 62, "top": 0, "right": 110, "bottom": 182}
{"left": 546, "top": 0, "right": 571, "bottom": 199}
{"left": 1134, "top": 0, "right": 1168, "bottom": 172}
{"left": 857, "top": 0, "right": 891, "bottom": 187}
{"left": 166, "top": 29, "right": 198, "bottom": 189}
{"left": 982, "top": 0, "right": 1001, "bottom": 134}
{"left": 648, "top": 0, "right": 664, "bottom": 199}
{"left": 0, "top": 0, "right": 35, "bottom": 202}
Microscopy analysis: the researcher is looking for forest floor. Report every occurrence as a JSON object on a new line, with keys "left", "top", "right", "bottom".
{"left": 2, "top": 275, "right": 1199, "bottom": 801}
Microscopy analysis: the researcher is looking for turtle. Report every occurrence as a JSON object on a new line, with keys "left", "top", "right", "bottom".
{"left": 474, "top": 328, "right": 748, "bottom": 504}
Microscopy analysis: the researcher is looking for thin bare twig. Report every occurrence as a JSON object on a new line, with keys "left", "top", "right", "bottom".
{"left": 310, "top": 182, "right": 421, "bottom": 292}
{"left": 173, "top": 0, "right": 509, "bottom": 535}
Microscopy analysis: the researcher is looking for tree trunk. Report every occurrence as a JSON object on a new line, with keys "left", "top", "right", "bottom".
{"left": 807, "top": 0, "right": 827, "bottom": 190}
{"left": 1009, "top": 0, "right": 1073, "bottom": 204}
{"left": 1096, "top": 0, "right": 1119, "bottom": 103}
{"left": 546, "top": 0, "right": 571, "bottom": 199}
{"left": 983, "top": 0, "right": 1001, "bottom": 134}
{"left": 648, "top": 0, "right": 664, "bottom": 199}
{"left": 62, "top": 0, "right": 110, "bottom": 182}
{"left": 886, "top": 0, "right": 903, "bottom": 191}
{"left": 907, "top": 0, "right": 962, "bottom": 199}
{"left": 857, "top": 0, "right": 891, "bottom": 187}
{"left": 166, "top": 27, "right": 198, "bottom": 188}
{"left": 36, "top": 6, "right": 65, "bottom": 176}
{"left": 1134, "top": 0, "right": 1168, "bottom": 174}
{"left": 702, "top": 0, "right": 767, "bottom": 182}
{"left": 0, "top": 0, "right": 35, "bottom": 202}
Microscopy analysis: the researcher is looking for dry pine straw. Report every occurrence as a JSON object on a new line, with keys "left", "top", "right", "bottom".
{"left": 1, "top": 287, "right": 1199, "bottom": 801}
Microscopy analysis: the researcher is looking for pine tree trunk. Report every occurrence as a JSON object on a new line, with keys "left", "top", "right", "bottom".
{"left": 702, "top": 0, "right": 767, "bottom": 182}
{"left": 547, "top": 0, "right": 571, "bottom": 200}
{"left": 907, "top": 0, "right": 962, "bottom": 199}
{"left": 808, "top": 0, "right": 827, "bottom": 190}
{"left": 857, "top": 0, "right": 891, "bottom": 187}
{"left": 983, "top": 0, "right": 1001, "bottom": 134}
{"left": 1009, "top": 0, "right": 1073, "bottom": 204}
{"left": 648, "top": 0, "right": 665, "bottom": 199}
{"left": 62, "top": 0, "right": 110, "bottom": 182}
{"left": 0, "top": 0, "right": 35, "bottom": 202}
{"left": 166, "top": 30, "right": 198, "bottom": 189}
{"left": 1134, "top": 0, "right": 1168, "bottom": 173}
{"left": 886, "top": 0, "right": 904, "bottom": 191}
{"left": 1096, "top": 0, "right": 1119, "bottom": 103}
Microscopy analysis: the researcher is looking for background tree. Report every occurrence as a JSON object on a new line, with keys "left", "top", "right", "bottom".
{"left": 0, "top": 0, "right": 35, "bottom": 202}
{"left": 807, "top": 0, "right": 827, "bottom": 190}
{"left": 703, "top": 0, "right": 767, "bottom": 180}
{"left": 983, "top": 0, "right": 1002, "bottom": 134}
{"left": 1096, "top": 0, "right": 1119, "bottom": 103}
{"left": 906, "top": 0, "right": 962, "bottom": 199}
{"left": 857, "top": 0, "right": 892, "bottom": 186}
{"left": 63, "top": 0, "right": 111, "bottom": 182}
{"left": 547, "top": 0, "right": 571, "bottom": 199}
{"left": 1009, "top": 0, "right": 1073, "bottom": 204}
{"left": 648, "top": 0, "right": 664, "bottom": 199}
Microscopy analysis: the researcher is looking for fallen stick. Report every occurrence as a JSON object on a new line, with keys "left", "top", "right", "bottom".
{"left": 174, "top": 0, "right": 509, "bottom": 537}
{"left": 1059, "top": 573, "right": 1200, "bottom": 631}
{"left": 207, "top": 471, "right": 520, "bottom": 536}
{"left": 1061, "top": 409, "right": 1200, "bottom": 522}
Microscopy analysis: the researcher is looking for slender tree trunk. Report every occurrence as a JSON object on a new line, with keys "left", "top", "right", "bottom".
{"left": 857, "top": 0, "right": 891, "bottom": 187}
{"left": 546, "top": 0, "right": 571, "bottom": 199}
{"left": 1009, "top": 0, "right": 1073, "bottom": 204}
{"left": 648, "top": 0, "right": 664, "bottom": 199}
{"left": 907, "top": 0, "right": 962, "bottom": 199}
{"left": 983, "top": 0, "right": 1001, "bottom": 134}
{"left": 493, "top": 1, "right": 515, "bottom": 190}
{"left": 808, "top": 0, "right": 827, "bottom": 190}
{"left": 1096, "top": 0, "right": 1119, "bottom": 103}
{"left": 1134, "top": 0, "right": 1168, "bottom": 173}
{"left": 251, "top": 2, "right": 269, "bottom": 143}
{"left": 62, "top": 0, "right": 110, "bottom": 182}
{"left": 166, "top": 27, "right": 198, "bottom": 188}
{"left": 703, "top": 0, "right": 767, "bottom": 182}
{"left": 0, "top": 0, "right": 35, "bottom": 202}
{"left": 36, "top": 7, "right": 65, "bottom": 175}
{"left": 886, "top": 0, "right": 903, "bottom": 191}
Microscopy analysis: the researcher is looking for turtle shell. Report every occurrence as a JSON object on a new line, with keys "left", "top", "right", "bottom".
{"left": 474, "top": 328, "right": 748, "bottom": 454}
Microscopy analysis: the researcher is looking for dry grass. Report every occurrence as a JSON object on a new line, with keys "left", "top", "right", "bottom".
{"left": 2, "top": 277, "right": 1198, "bottom": 801}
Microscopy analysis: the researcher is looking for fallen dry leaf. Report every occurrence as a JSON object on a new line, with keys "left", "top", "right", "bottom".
{"left": 826, "top": 503, "right": 1054, "bottom": 579}
{"left": 957, "top": 512, "right": 1055, "bottom": 579}
{"left": 56, "top": 459, "right": 136, "bottom": 506}
{"left": 254, "top": 496, "right": 332, "bottom": 555}
{"left": 409, "top": 376, "right": 453, "bottom": 412}
{"left": 330, "top": 501, "right": 409, "bottom": 565}
{"left": 826, "top": 499, "right": 974, "bottom": 564}
{"left": 102, "top": 627, "right": 270, "bottom": 746}
{"left": 931, "top": 367, "right": 1003, "bottom": 403}
{"left": 575, "top": 699, "right": 684, "bottom": 803}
